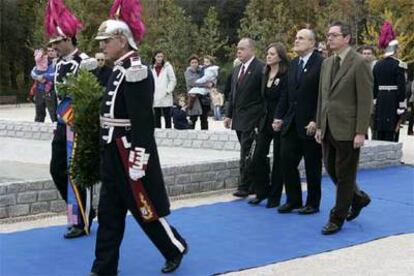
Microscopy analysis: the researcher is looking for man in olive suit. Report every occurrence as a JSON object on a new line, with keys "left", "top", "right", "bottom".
{"left": 315, "top": 21, "right": 372, "bottom": 235}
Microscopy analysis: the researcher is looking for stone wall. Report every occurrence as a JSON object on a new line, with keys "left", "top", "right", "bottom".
{"left": 0, "top": 120, "right": 403, "bottom": 219}
{"left": 0, "top": 159, "right": 240, "bottom": 219}
{"left": 0, "top": 120, "right": 241, "bottom": 151}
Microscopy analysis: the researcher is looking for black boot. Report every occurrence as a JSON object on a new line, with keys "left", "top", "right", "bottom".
{"left": 161, "top": 243, "right": 189, "bottom": 273}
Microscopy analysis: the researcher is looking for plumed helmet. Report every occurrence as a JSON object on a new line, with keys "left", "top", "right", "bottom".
{"left": 384, "top": 39, "right": 399, "bottom": 57}
{"left": 378, "top": 21, "right": 398, "bottom": 57}
{"left": 44, "top": 0, "right": 83, "bottom": 44}
{"left": 95, "top": 0, "right": 145, "bottom": 50}
{"left": 96, "top": 19, "right": 138, "bottom": 50}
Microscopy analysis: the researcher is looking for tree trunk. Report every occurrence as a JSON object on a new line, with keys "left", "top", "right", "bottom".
{"left": 9, "top": 60, "right": 18, "bottom": 90}
{"left": 23, "top": 46, "right": 32, "bottom": 87}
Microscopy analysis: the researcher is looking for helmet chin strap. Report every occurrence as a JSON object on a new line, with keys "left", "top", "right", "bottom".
{"left": 57, "top": 26, "right": 66, "bottom": 37}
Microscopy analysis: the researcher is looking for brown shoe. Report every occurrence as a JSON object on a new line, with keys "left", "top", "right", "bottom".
{"left": 321, "top": 222, "right": 342, "bottom": 235}
{"left": 347, "top": 197, "right": 371, "bottom": 221}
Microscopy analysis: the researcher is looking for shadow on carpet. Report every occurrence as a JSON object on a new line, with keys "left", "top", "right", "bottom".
{"left": 1, "top": 166, "right": 413, "bottom": 276}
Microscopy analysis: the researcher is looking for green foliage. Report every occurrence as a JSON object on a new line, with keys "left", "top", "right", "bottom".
{"left": 364, "top": 0, "right": 414, "bottom": 63}
{"left": 65, "top": 0, "right": 113, "bottom": 54}
{"left": 4, "top": 0, "right": 413, "bottom": 100}
{"left": 238, "top": 0, "right": 295, "bottom": 58}
{"left": 58, "top": 70, "right": 104, "bottom": 188}
{"left": 139, "top": 0, "right": 198, "bottom": 97}
{"left": 195, "top": 7, "right": 228, "bottom": 57}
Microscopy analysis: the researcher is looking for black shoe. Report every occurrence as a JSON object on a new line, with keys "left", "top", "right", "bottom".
{"left": 64, "top": 226, "right": 86, "bottom": 239}
{"left": 248, "top": 197, "right": 265, "bottom": 205}
{"left": 321, "top": 222, "right": 342, "bottom": 235}
{"left": 266, "top": 199, "right": 280, "bottom": 209}
{"left": 232, "top": 190, "right": 249, "bottom": 198}
{"left": 161, "top": 244, "right": 189, "bottom": 273}
{"left": 278, "top": 203, "right": 302, "bottom": 213}
{"left": 298, "top": 206, "right": 320, "bottom": 215}
{"left": 347, "top": 197, "right": 371, "bottom": 221}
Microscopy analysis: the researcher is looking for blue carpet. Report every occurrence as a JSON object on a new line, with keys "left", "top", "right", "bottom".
{"left": 1, "top": 166, "right": 413, "bottom": 276}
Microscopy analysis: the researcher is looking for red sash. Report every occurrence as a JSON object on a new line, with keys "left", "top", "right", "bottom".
{"left": 115, "top": 138, "right": 158, "bottom": 222}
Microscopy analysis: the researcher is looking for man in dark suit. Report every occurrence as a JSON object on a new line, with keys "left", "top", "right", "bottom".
{"left": 274, "top": 29, "right": 323, "bottom": 215}
{"left": 93, "top": 52, "right": 112, "bottom": 87}
{"left": 315, "top": 21, "right": 373, "bottom": 235}
{"left": 224, "top": 38, "right": 265, "bottom": 197}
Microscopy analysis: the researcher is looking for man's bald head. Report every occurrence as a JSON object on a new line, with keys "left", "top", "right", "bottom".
{"left": 237, "top": 37, "right": 256, "bottom": 63}
{"left": 294, "top": 29, "right": 317, "bottom": 57}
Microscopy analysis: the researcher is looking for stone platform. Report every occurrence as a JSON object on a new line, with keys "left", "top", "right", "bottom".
{"left": 0, "top": 120, "right": 403, "bottom": 218}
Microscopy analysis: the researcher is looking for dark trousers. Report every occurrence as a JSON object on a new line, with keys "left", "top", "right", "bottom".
{"left": 154, "top": 107, "right": 172, "bottom": 128}
{"left": 322, "top": 126, "right": 368, "bottom": 225}
{"left": 189, "top": 104, "right": 210, "bottom": 130}
{"left": 34, "top": 91, "right": 57, "bottom": 122}
{"left": 92, "top": 143, "right": 185, "bottom": 275}
{"left": 367, "top": 113, "right": 376, "bottom": 139}
{"left": 281, "top": 126, "right": 322, "bottom": 208}
{"left": 407, "top": 102, "right": 414, "bottom": 135}
{"left": 408, "top": 102, "right": 414, "bottom": 134}
{"left": 236, "top": 130, "right": 255, "bottom": 192}
{"left": 375, "top": 130, "right": 398, "bottom": 142}
{"left": 50, "top": 123, "right": 93, "bottom": 229}
{"left": 251, "top": 129, "right": 283, "bottom": 203}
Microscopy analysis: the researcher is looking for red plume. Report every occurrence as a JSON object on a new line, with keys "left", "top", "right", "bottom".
{"left": 110, "top": 0, "right": 145, "bottom": 41}
{"left": 378, "top": 21, "right": 396, "bottom": 49}
{"left": 44, "top": 0, "right": 83, "bottom": 38}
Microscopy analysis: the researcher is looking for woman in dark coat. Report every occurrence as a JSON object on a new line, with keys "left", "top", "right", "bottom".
{"left": 248, "top": 42, "right": 289, "bottom": 208}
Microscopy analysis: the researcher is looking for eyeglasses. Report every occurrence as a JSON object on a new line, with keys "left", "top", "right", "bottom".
{"left": 326, "top": 33, "right": 344, "bottom": 39}
{"left": 97, "top": 59, "right": 105, "bottom": 61}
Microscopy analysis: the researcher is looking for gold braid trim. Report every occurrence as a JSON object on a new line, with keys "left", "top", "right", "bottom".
{"left": 69, "top": 133, "right": 89, "bottom": 234}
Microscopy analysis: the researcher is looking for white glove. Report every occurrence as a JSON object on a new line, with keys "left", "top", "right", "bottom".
{"left": 128, "top": 147, "right": 149, "bottom": 181}
{"left": 129, "top": 167, "right": 145, "bottom": 180}
{"left": 397, "top": 108, "right": 405, "bottom": 115}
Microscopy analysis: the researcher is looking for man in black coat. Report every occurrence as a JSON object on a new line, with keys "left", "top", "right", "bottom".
{"left": 92, "top": 18, "right": 187, "bottom": 275}
{"left": 93, "top": 52, "right": 112, "bottom": 87}
{"left": 373, "top": 40, "right": 407, "bottom": 142}
{"left": 224, "top": 38, "right": 265, "bottom": 197}
{"left": 274, "top": 29, "right": 323, "bottom": 214}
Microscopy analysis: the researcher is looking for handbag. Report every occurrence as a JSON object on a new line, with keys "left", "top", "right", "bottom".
{"left": 245, "top": 128, "right": 259, "bottom": 172}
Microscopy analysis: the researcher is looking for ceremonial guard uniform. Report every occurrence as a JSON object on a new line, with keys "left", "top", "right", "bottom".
{"left": 51, "top": 49, "right": 97, "bottom": 236}
{"left": 373, "top": 40, "right": 407, "bottom": 142}
{"left": 45, "top": 0, "right": 96, "bottom": 238}
{"left": 91, "top": 4, "right": 187, "bottom": 274}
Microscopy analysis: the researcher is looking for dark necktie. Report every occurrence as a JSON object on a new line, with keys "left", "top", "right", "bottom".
{"left": 331, "top": 56, "right": 341, "bottom": 86}
{"left": 238, "top": 65, "right": 246, "bottom": 83}
{"left": 296, "top": 59, "right": 304, "bottom": 83}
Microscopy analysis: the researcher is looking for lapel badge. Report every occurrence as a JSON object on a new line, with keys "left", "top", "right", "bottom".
{"left": 275, "top": 78, "right": 280, "bottom": 86}
{"left": 304, "top": 68, "right": 307, "bottom": 73}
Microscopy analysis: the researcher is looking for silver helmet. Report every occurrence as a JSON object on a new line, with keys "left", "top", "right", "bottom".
{"left": 95, "top": 19, "right": 138, "bottom": 50}
{"left": 384, "top": 39, "right": 398, "bottom": 57}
